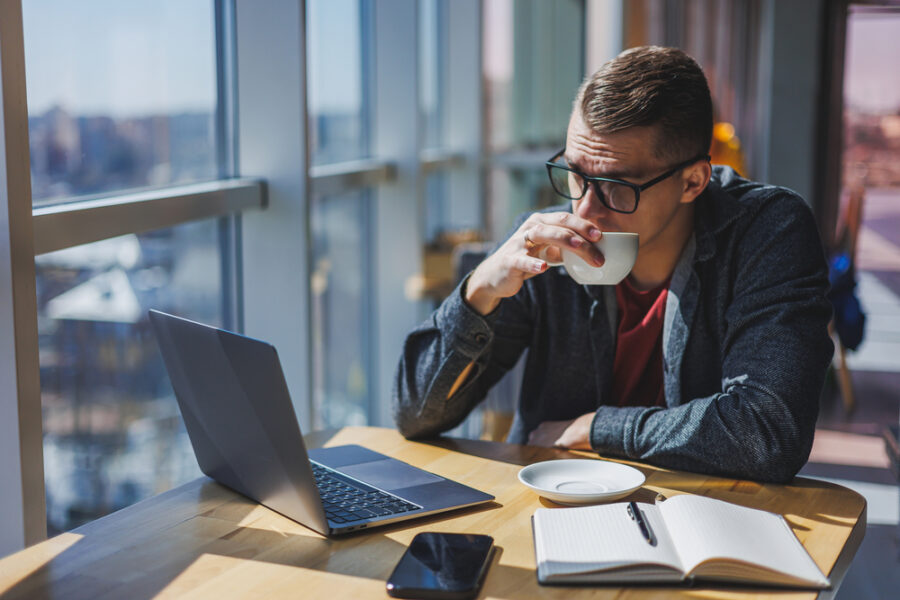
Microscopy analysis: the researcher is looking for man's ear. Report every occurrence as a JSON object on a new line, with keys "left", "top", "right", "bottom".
{"left": 680, "top": 161, "right": 711, "bottom": 204}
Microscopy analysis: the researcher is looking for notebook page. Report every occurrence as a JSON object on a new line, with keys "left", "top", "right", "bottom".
{"left": 659, "top": 495, "right": 827, "bottom": 585}
{"left": 533, "top": 503, "right": 682, "bottom": 579}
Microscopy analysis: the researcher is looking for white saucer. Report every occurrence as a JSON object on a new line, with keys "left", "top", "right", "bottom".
{"left": 518, "top": 459, "right": 645, "bottom": 505}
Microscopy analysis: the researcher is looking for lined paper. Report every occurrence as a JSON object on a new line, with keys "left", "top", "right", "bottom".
{"left": 533, "top": 502, "right": 682, "bottom": 579}
{"left": 659, "top": 495, "right": 828, "bottom": 585}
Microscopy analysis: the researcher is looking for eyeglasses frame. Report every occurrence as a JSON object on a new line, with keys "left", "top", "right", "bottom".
{"left": 545, "top": 148, "right": 712, "bottom": 214}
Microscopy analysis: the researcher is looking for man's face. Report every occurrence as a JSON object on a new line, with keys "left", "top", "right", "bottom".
{"left": 563, "top": 111, "right": 701, "bottom": 253}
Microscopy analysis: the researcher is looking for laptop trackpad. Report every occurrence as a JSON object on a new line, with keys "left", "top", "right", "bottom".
{"left": 341, "top": 459, "right": 443, "bottom": 491}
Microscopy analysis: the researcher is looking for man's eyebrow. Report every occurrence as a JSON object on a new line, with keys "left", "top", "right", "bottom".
{"left": 563, "top": 154, "right": 639, "bottom": 181}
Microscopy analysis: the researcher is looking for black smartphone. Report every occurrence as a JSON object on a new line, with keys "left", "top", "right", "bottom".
{"left": 385, "top": 532, "right": 495, "bottom": 600}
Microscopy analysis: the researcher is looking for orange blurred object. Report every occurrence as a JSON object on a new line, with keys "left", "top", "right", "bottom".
{"left": 710, "top": 121, "right": 746, "bottom": 176}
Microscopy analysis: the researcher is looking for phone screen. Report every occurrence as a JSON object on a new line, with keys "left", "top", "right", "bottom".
{"left": 386, "top": 532, "right": 494, "bottom": 599}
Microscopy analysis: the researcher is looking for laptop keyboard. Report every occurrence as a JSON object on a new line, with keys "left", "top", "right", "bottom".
{"left": 310, "top": 462, "right": 421, "bottom": 524}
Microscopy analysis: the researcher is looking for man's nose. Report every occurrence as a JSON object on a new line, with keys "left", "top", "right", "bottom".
{"left": 574, "top": 185, "right": 610, "bottom": 222}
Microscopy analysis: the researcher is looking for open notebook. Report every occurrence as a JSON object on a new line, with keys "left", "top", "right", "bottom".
{"left": 532, "top": 494, "right": 829, "bottom": 589}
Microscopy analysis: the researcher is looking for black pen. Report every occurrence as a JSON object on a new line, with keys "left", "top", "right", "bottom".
{"left": 627, "top": 501, "right": 656, "bottom": 546}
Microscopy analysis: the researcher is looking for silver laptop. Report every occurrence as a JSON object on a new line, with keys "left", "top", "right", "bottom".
{"left": 149, "top": 310, "right": 494, "bottom": 536}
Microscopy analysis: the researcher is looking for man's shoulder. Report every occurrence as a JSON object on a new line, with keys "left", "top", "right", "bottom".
{"left": 704, "top": 166, "right": 813, "bottom": 230}
{"left": 694, "top": 166, "right": 821, "bottom": 266}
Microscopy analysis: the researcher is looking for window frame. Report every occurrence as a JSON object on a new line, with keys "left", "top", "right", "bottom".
{"left": 1, "top": 0, "right": 44, "bottom": 555}
{"left": 304, "top": 0, "right": 483, "bottom": 428}
{"left": 32, "top": 179, "right": 264, "bottom": 255}
{"left": 1, "top": 0, "right": 264, "bottom": 553}
{"left": 2, "top": 0, "right": 487, "bottom": 555}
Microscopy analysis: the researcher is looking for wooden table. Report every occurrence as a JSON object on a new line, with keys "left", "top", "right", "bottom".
{"left": 0, "top": 426, "right": 867, "bottom": 599}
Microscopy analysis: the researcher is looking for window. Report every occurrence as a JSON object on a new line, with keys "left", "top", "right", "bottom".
{"left": 306, "top": 0, "right": 376, "bottom": 429}
{"left": 310, "top": 190, "right": 373, "bottom": 427}
{"left": 483, "top": 0, "right": 585, "bottom": 238}
{"left": 37, "top": 221, "right": 224, "bottom": 533}
{"left": 12, "top": 0, "right": 261, "bottom": 537}
{"left": 2, "top": 0, "right": 544, "bottom": 551}
{"left": 420, "top": 0, "right": 451, "bottom": 246}
{"left": 307, "top": 0, "right": 369, "bottom": 166}
{"left": 24, "top": 0, "right": 220, "bottom": 206}
{"left": 305, "top": 0, "right": 484, "bottom": 431}
{"left": 420, "top": 0, "right": 445, "bottom": 152}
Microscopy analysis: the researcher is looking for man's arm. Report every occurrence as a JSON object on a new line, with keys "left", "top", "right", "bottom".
{"left": 538, "top": 195, "right": 833, "bottom": 483}
{"left": 392, "top": 276, "right": 530, "bottom": 439}
{"left": 392, "top": 209, "right": 604, "bottom": 439}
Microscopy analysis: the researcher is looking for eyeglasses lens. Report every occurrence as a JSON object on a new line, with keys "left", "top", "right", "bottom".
{"left": 548, "top": 166, "right": 582, "bottom": 199}
{"left": 548, "top": 165, "right": 636, "bottom": 212}
{"left": 599, "top": 181, "right": 636, "bottom": 212}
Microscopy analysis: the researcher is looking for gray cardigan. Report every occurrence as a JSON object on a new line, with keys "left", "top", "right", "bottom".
{"left": 393, "top": 167, "right": 833, "bottom": 483}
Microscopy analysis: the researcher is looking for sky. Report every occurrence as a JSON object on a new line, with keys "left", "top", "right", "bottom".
{"left": 22, "top": 2, "right": 900, "bottom": 119}
{"left": 844, "top": 11, "right": 900, "bottom": 114}
{"left": 306, "top": 0, "right": 362, "bottom": 115}
{"left": 24, "top": 0, "right": 364, "bottom": 119}
{"left": 23, "top": 0, "right": 216, "bottom": 117}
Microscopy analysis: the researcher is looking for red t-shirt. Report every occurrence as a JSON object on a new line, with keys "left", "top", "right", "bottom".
{"left": 611, "top": 276, "right": 670, "bottom": 407}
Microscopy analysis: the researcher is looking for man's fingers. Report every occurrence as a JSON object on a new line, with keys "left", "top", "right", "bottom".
{"left": 509, "top": 254, "right": 546, "bottom": 275}
{"left": 525, "top": 222, "right": 604, "bottom": 267}
{"left": 531, "top": 212, "right": 603, "bottom": 243}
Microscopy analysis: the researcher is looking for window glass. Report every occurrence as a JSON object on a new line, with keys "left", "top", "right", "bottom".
{"left": 483, "top": 0, "right": 515, "bottom": 151}
{"left": 23, "top": 0, "right": 219, "bottom": 207}
{"left": 307, "top": 0, "right": 373, "bottom": 427}
{"left": 843, "top": 8, "right": 900, "bottom": 189}
{"left": 424, "top": 172, "right": 450, "bottom": 243}
{"left": 483, "top": 0, "right": 583, "bottom": 151}
{"left": 310, "top": 191, "right": 372, "bottom": 428}
{"left": 307, "top": 0, "right": 369, "bottom": 165}
{"left": 487, "top": 167, "right": 558, "bottom": 242}
{"left": 419, "top": 0, "right": 444, "bottom": 150}
{"left": 37, "top": 219, "right": 226, "bottom": 534}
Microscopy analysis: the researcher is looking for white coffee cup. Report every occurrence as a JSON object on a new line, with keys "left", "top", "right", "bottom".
{"left": 545, "top": 231, "right": 639, "bottom": 285}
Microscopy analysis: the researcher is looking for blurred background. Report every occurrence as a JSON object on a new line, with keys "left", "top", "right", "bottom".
{"left": 4, "top": 1, "right": 899, "bottom": 594}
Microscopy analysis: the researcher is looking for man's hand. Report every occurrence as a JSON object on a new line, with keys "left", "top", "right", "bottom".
{"left": 465, "top": 212, "right": 605, "bottom": 315}
{"left": 527, "top": 412, "right": 595, "bottom": 450}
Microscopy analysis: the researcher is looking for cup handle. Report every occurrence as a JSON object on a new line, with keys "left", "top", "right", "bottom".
{"left": 538, "top": 247, "right": 564, "bottom": 267}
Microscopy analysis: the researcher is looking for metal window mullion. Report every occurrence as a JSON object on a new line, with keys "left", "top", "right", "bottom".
{"left": 215, "top": 0, "right": 243, "bottom": 333}
{"left": 235, "top": 0, "right": 313, "bottom": 428}
{"left": 31, "top": 178, "right": 265, "bottom": 256}
{"left": 215, "top": 0, "right": 238, "bottom": 180}
{"left": 0, "top": 0, "right": 46, "bottom": 555}
{"left": 371, "top": 0, "right": 423, "bottom": 427}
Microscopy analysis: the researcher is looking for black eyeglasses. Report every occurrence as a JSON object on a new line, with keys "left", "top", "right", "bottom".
{"left": 545, "top": 149, "right": 711, "bottom": 214}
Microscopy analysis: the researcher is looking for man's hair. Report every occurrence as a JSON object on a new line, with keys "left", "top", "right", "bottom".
{"left": 576, "top": 46, "right": 713, "bottom": 163}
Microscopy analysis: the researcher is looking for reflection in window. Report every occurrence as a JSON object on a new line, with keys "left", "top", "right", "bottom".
{"left": 307, "top": 0, "right": 369, "bottom": 165}
{"left": 311, "top": 192, "right": 372, "bottom": 429}
{"left": 36, "top": 220, "right": 227, "bottom": 534}
{"left": 23, "top": 0, "right": 218, "bottom": 206}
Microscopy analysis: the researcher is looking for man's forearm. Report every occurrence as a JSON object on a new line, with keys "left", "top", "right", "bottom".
{"left": 588, "top": 387, "right": 812, "bottom": 483}
{"left": 465, "top": 271, "right": 503, "bottom": 315}
{"left": 393, "top": 277, "right": 505, "bottom": 438}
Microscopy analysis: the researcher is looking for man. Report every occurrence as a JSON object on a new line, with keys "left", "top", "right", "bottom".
{"left": 392, "top": 46, "right": 833, "bottom": 483}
